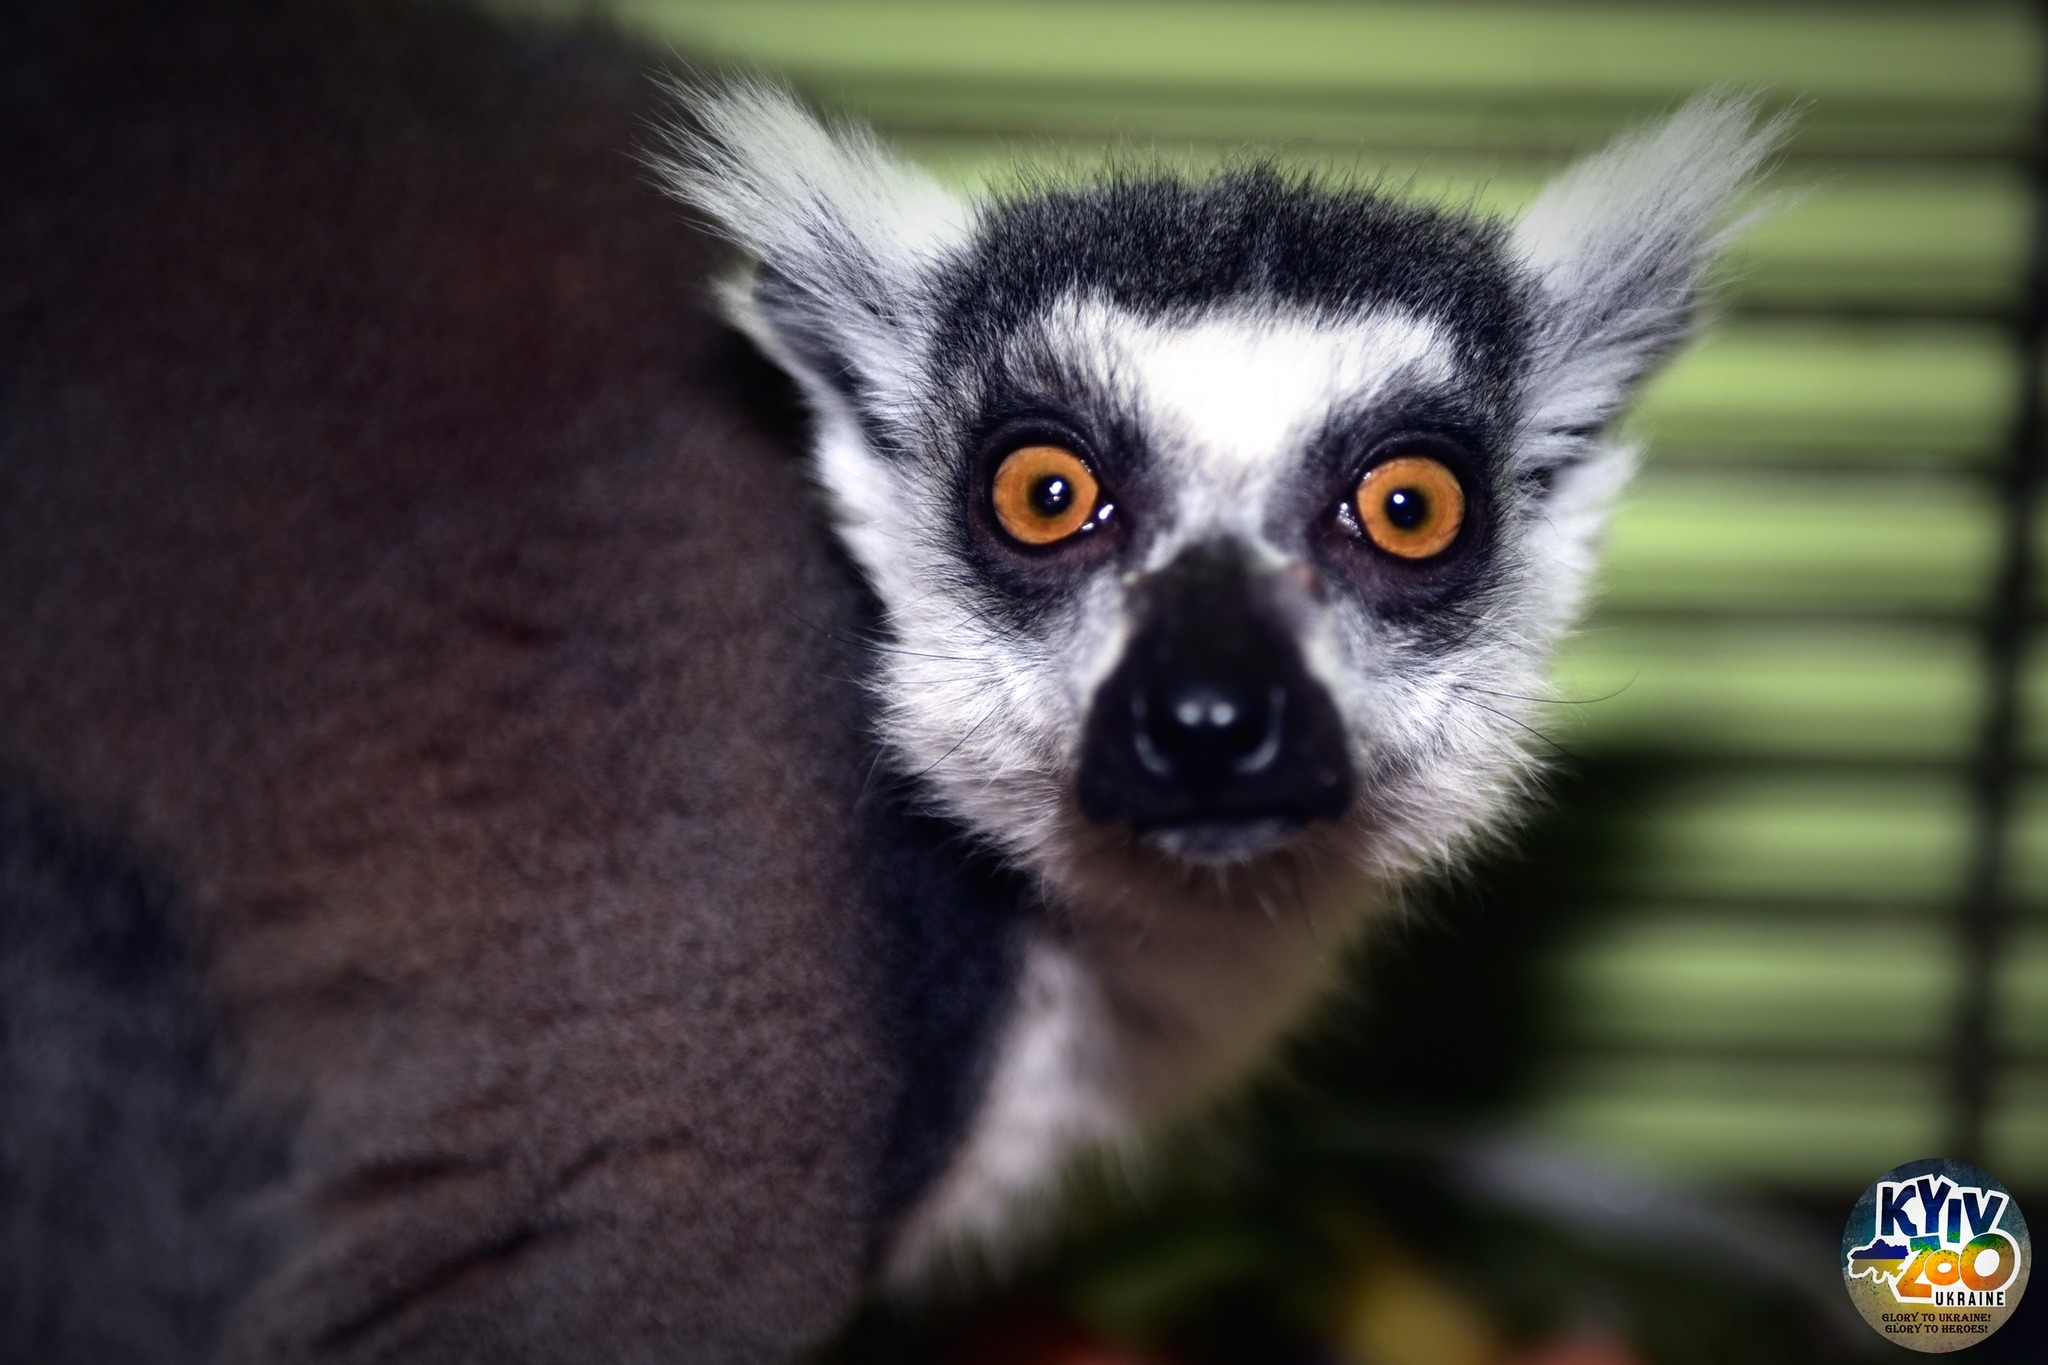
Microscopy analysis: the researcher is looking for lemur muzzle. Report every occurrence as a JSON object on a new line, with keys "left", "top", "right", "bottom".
{"left": 1076, "top": 542, "right": 1354, "bottom": 852}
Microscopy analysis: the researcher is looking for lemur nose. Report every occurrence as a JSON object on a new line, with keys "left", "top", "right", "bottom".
{"left": 1135, "top": 682, "right": 1283, "bottom": 780}
{"left": 1076, "top": 542, "right": 1354, "bottom": 860}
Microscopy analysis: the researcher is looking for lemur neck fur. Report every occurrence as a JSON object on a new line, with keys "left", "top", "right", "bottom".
{"left": 887, "top": 838, "right": 1381, "bottom": 1281}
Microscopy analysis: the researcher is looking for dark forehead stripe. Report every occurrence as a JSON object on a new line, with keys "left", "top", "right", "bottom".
{"left": 932, "top": 165, "right": 1532, "bottom": 389}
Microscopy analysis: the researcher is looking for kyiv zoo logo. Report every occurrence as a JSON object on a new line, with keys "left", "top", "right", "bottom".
{"left": 1842, "top": 1158, "right": 2030, "bottom": 1353}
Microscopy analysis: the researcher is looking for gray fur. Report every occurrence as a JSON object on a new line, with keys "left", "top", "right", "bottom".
{"left": 1513, "top": 93, "right": 1791, "bottom": 475}
{"left": 1, "top": 792, "right": 285, "bottom": 1364}
{"left": 3, "top": 1, "right": 1018, "bottom": 1359}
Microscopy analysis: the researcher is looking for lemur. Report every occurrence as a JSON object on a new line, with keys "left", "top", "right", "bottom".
{"left": 0, "top": 0, "right": 1779, "bottom": 1360}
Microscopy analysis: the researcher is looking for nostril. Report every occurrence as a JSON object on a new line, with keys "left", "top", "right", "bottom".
{"left": 1172, "top": 692, "right": 1238, "bottom": 732}
{"left": 1233, "top": 687, "right": 1285, "bottom": 775}
{"left": 1133, "top": 682, "right": 1284, "bottom": 780}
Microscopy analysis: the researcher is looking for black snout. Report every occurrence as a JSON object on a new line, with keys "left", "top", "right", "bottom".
{"left": 1077, "top": 545, "right": 1354, "bottom": 860}
{"left": 1135, "top": 681, "right": 1284, "bottom": 783}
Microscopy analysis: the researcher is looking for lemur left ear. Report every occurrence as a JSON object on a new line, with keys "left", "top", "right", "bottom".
{"left": 652, "top": 82, "right": 972, "bottom": 427}
{"left": 1513, "top": 94, "right": 1788, "bottom": 473}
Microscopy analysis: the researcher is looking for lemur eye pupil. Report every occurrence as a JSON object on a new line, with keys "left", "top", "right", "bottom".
{"left": 1031, "top": 476, "right": 1074, "bottom": 517}
{"left": 1354, "top": 455, "right": 1466, "bottom": 560}
{"left": 991, "top": 444, "right": 1101, "bottom": 547}
{"left": 1384, "top": 487, "right": 1427, "bottom": 529}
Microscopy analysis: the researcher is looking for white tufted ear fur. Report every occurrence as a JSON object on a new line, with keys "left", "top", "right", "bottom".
{"left": 1513, "top": 93, "right": 1788, "bottom": 472}
{"left": 650, "top": 81, "right": 973, "bottom": 428}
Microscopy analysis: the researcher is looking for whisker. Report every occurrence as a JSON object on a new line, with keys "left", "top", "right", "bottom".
{"left": 1450, "top": 672, "right": 1639, "bottom": 707}
{"left": 851, "top": 746, "right": 893, "bottom": 814}
{"left": 1444, "top": 691, "right": 1587, "bottom": 767}
{"left": 911, "top": 703, "right": 1003, "bottom": 783}
{"left": 777, "top": 604, "right": 984, "bottom": 663}
{"left": 1445, "top": 692, "right": 1655, "bottom": 823}
{"left": 1284, "top": 856, "right": 1320, "bottom": 947}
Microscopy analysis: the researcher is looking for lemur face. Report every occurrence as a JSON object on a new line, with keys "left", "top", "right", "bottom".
{"left": 660, "top": 89, "right": 1777, "bottom": 893}
{"left": 849, "top": 190, "right": 1545, "bottom": 873}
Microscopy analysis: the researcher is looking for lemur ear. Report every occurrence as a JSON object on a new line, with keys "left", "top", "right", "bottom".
{"left": 1513, "top": 94, "right": 1788, "bottom": 472}
{"left": 652, "top": 81, "right": 972, "bottom": 423}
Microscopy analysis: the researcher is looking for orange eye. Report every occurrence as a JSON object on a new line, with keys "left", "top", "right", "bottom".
{"left": 991, "top": 444, "right": 1101, "bottom": 546}
{"left": 1354, "top": 455, "right": 1465, "bottom": 559}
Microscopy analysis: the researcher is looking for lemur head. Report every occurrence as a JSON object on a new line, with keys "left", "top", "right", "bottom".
{"left": 657, "top": 90, "right": 1779, "bottom": 908}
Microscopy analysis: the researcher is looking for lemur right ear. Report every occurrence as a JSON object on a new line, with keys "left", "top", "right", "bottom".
{"left": 1512, "top": 94, "right": 1788, "bottom": 473}
{"left": 652, "top": 81, "right": 973, "bottom": 430}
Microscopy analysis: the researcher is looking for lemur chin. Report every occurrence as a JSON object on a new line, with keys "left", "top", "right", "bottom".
{"left": 0, "top": 2, "right": 1779, "bottom": 1359}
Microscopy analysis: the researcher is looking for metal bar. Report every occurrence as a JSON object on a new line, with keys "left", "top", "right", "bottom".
{"left": 1947, "top": 1, "right": 2048, "bottom": 1166}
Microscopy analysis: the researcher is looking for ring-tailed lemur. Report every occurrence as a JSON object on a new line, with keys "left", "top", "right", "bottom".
{"left": 655, "top": 85, "right": 1782, "bottom": 1278}
{"left": 0, "top": 2, "right": 1776, "bottom": 1359}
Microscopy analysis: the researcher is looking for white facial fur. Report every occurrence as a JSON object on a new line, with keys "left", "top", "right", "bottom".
{"left": 654, "top": 88, "right": 1783, "bottom": 1276}
{"left": 807, "top": 288, "right": 1623, "bottom": 909}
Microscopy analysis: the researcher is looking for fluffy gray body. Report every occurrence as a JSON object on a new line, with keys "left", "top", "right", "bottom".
{"left": 0, "top": 0, "right": 1777, "bottom": 1360}
{"left": 4, "top": 3, "right": 1017, "bottom": 1358}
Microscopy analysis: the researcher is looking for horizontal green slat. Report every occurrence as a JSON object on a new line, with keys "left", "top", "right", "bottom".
{"left": 1554, "top": 917, "right": 1955, "bottom": 1052}
{"left": 1553, "top": 919, "right": 2048, "bottom": 1054}
{"left": 1602, "top": 775, "right": 1969, "bottom": 903}
{"left": 1599, "top": 469, "right": 1998, "bottom": 615}
{"left": 1524, "top": 1057, "right": 1943, "bottom": 1182}
{"left": 1734, "top": 168, "right": 2030, "bottom": 315}
{"left": 1634, "top": 323, "right": 2017, "bottom": 460}
{"left": 1529, "top": 1060, "right": 2047, "bottom": 1182}
{"left": 585, "top": 0, "right": 2044, "bottom": 105}
{"left": 1552, "top": 623, "right": 1981, "bottom": 760}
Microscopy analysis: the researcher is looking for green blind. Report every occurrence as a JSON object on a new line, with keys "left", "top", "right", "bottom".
{"left": 503, "top": 0, "right": 2048, "bottom": 1191}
